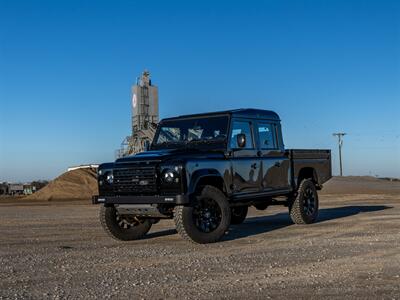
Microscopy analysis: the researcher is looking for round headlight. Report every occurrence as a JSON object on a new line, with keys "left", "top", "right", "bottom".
{"left": 163, "top": 170, "right": 175, "bottom": 183}
{"left": 162, "top": 168, "right": 180, "bottom": 184}
{"left": 106, "top": 173, "right": 114, "bottom": 184}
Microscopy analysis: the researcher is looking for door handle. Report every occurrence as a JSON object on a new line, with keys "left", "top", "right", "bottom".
{"left": 274, "top": 162, "right": 281, "bottom": 167}
{"left": 251, "top": 163, "right": 257, "bottom": 169}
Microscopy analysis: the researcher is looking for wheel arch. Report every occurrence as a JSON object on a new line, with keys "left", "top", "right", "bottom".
{"left": 188, "top": 169, "right": 227, "bottom": 196}
{"left": 296, "top": 167, "right": 318, "bottom": 188}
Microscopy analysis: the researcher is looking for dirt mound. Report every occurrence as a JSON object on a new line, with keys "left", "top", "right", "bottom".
{"left": 26, "top": 168, "right": 98, "bottom": 201}
{"left": 321, "top": 176, "right": 400, "bottom": 195}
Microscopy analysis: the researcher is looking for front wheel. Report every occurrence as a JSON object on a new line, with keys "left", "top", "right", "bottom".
{"left": 100, "top": 206, "right": 152, "bottom": 241}
{"left": 289, "top": 179, "right": 319, "bottom": 224}
{"left": 174, "top": 185, "right": 231, "bottom": 244}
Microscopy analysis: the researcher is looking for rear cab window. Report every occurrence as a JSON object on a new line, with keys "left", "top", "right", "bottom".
{"left": 257, "top": 122, "right": 278, "bottom": 149}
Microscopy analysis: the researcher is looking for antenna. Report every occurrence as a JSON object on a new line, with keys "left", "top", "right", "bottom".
{"left": 332, "top": 133, "right": 347, "bottom": 176}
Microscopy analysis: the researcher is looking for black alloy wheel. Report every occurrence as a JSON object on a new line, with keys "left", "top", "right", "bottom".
{"left": 302, "top": 186, "right": 317, "bottom": 217}
{"left": 289, "top": 179, "right": 319, "bottom": 224}
{"left": 174, "top": 185, "right": 231, "bottom": 243}
{"left": 192, "top": 197, "right": 222, "bottom": 233}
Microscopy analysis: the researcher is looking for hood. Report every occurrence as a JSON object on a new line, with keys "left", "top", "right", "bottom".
{"left": 115, "top": 148, "right": 225, "bottom": 164}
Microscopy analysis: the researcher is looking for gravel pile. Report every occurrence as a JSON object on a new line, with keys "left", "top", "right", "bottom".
{"left": 26, "top": 168, "right": 98, "bottom": 201}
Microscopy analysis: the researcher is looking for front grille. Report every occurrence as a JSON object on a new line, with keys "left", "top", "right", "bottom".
{"left": 113, "top": 164, "right": 157, "bottom": 195}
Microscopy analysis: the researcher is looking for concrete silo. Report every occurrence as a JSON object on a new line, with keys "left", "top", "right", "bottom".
{"left": 116, "top": 70, "right": 159, "bottom": 157}
{"left": 131, "top": 70, "right": 158, "bottom": 134}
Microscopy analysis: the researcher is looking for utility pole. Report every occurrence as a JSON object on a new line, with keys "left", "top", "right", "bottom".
{"left": 332, "top": 133, "right": 346, "bottom": 176}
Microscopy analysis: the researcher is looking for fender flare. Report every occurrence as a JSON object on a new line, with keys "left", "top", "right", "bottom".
{"left": 296, "top": 167, "right": 319, "bottom": 188}
{"left": 188, "top": 169, "right": 226, "bottom": 195}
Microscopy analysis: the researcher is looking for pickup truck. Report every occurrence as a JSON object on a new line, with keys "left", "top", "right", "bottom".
{"left": 93, "top": 109, "right": 332, "bottom": 243}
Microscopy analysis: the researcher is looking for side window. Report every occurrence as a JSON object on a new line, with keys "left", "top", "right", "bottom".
{"left": 230, "top": 121, "right": 254, "bottom": 149}
{"left": 257, "top": 123, "right": 277, "bottom": 149}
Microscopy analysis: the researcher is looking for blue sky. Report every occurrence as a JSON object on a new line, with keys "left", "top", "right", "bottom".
{"left": 0, "top": 0, "right": 399, "bottom": 182}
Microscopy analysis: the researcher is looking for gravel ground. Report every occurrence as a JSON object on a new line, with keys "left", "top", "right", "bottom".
{"left": 0, "top": 193, "right": 399, "bottom": 299}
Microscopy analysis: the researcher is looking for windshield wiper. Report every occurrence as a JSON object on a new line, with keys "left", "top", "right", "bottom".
{"left": 186, "top": 138, "right": 225, "bottom": 146}
{"left": 186, "top": 138, "right": 202, "bottom": 144}
{"left": 154, "top": 141, "right": 185, "bottom": 148}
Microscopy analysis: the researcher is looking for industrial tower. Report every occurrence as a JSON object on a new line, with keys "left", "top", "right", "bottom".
{"left": 116, "top": 70, "right": 159, "bottom": 157}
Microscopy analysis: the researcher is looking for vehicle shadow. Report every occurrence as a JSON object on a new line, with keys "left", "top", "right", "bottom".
{"left": 142, "top": 205, "right": 391, "bottom": 241}
{"left": 144, "top": 228, "right": 177, "bottom": 239}
{"left": 224, "top": 205, "right": 391, "bottom": 241}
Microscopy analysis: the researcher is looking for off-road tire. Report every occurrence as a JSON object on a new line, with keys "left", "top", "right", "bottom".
{"left": 289, "top": 179, "right": 319, "bottom": 224}
{"left": 174, "top": 185, "right": 231, "bottom": 244}
{"left": 230, "top": 206, "right": 248, "bottom": 225}
{"left": 100, "top": 205, "right": 152, "bottom": 241}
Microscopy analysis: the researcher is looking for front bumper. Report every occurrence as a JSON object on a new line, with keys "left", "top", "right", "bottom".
{"left": 92, "top": 194, "right": 189, "bottom": 205}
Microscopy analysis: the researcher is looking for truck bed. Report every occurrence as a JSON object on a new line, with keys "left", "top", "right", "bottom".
{"left": 287, "top": 149, "right": 332, "bottom": 187}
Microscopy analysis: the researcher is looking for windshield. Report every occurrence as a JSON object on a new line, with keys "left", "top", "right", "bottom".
{"left": 152, "top": 115, "right": 229, "bottom": 148}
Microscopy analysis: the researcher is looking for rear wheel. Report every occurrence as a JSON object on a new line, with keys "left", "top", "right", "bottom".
{"left": 289, "top": 179, "right": 319, "bottom": 224}
{"left": 174, "top": 185, "right": 231, "bottom": 244}
{"left": 100, "top": 206, "right": 152, "bottom": 241}
{"left": 254, "top": 202, "right": 269, "bottom": 211}
{"left": 230, "top": 206, "right": 248, "bottom": 224}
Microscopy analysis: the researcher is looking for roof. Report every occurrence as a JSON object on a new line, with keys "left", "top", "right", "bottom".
{"left": 161, "top": 108, "right": 280, "bottom": 122}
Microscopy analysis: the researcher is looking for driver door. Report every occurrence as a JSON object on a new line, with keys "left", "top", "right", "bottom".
{"left": 230, "top": 119, "right": 261, "bottom": 194}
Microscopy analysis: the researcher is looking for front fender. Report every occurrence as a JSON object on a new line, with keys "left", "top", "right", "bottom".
{"left": 187, "top": 169, "right": 226, "bottom": 195}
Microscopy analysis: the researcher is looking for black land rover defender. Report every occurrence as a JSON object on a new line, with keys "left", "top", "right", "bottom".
{"left": 93, "top": 109, "right": 332, "bottom": 243}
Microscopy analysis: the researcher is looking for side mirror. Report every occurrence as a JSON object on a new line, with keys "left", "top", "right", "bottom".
{"left": 236, "top": 134, "right": 246, "bottom": 148}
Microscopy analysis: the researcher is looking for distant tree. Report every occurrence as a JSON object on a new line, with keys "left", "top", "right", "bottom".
{"left": 31, "top": 180, "right": 49, "bottom": 191}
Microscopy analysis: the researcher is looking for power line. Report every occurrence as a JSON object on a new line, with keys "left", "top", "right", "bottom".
{"left": 332, "top": 133, "right": 347, "bottom": 176}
